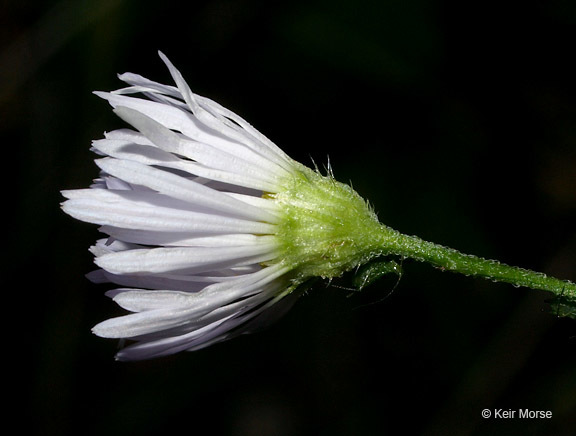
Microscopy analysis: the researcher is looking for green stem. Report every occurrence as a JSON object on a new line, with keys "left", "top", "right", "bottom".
{"left": 377, "top": 226, "right": 576, "bottom": 300}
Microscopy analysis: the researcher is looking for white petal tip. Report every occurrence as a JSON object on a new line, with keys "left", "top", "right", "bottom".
{"left": 91, "top": 323, "right": 110, "bottom": 338}
{"left": 92, "top": 318, "right": 127, "bottom": 339}
{"left": 157, "top": 50, "right": 169, "bottom": 64}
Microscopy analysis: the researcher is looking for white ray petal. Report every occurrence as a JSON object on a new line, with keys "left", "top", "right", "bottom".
{"left": 113, "top": 282, "right": 295, "bottom": 360}
{"left": 95, "top": 157, "right": 279, "bottom": 223}
{"left": 91, "top": 138, "right": 185, "bottom": 167}
{"left": 111, "top": 106, "right": 260, "bottom": 174}
{"left": 117, "top": 72, "right": 181, "bottom": 98}
{"left": 93, "top": 137, "right": 278, "bottom": 192}
{"left": 88, "top": 270, "right": 212, "bottom": 292}
{"left": 95, "top": 92, "right": 290, "bottom": 180}
{"left": 110, "top": 289, "right": 197, "bottom": 312}
{"left": 99, "top": 226, "right": 269, "bottom": 247}
{"left": 111, "top": 105, "right": 284, "bottom": 192}
{"left": 92, "top": 303, "right": 197, "bottom": 339}
{"left": 157, "top": 52, "right": 201, "bottom": 113}
{"left": 104, "top": 128, "right": 154, "bottom": 144}
{"left": 157, "top": 52, "right": 292, "bottom": 170}
{"left": 89, "top": 262, "right": 263, "bottom": 291}
{"left": 94, "top": 91, "right": 219, "bottom": 145}
{"left": 61, "top": 189, "right": 276, "bottom": 235}
{"left": 94, "top": 243, "right": 278, "bottom": 275}
{"left": 116, "top": 68, "right": 294, "bottom": 173}
{"left": 114, "top": 315, "right": 238, "bottom": 360}
{"left": 92, "top": 264, "right": 289, "bottom": 339}
{"left": 194, "top": 94, "right": 294, "bottom": 168}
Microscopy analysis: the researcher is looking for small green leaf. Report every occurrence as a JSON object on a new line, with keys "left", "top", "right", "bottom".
{"left": 353, "top": 259, "right": 403, "bottom": 290}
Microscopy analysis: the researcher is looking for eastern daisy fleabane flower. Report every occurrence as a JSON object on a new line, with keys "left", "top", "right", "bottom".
{"left": 61, "top": 52, "right": 387, "bottom": 361}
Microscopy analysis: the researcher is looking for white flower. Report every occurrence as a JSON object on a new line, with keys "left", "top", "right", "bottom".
{"left": 62, "top": 52, "right": 384, "bottom": 360}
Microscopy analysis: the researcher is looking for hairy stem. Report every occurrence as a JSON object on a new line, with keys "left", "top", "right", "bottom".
{"left": 377, "top": 226, "right": 576, "bottom": 300}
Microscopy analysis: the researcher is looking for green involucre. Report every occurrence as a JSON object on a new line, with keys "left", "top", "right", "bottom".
{"left": 269, "top": 164, "right": 385, "bottom": 283}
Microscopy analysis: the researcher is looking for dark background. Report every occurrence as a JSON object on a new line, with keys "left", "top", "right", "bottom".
{"left": 3, "top": 0, "right": 576, "bottom": 435}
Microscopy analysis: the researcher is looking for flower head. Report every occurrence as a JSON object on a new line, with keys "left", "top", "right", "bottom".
{"left": 61, "top": 52, "right": 384, "bottom": 360}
